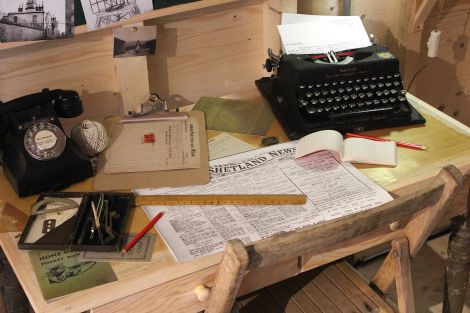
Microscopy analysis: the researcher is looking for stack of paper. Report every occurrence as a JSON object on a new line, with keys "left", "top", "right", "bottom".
{"left": 278, "top": 13, "right": 372, "bottom": 55}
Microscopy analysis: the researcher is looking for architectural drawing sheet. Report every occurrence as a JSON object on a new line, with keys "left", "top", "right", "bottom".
{"left": 80, "top": 0, "right": 153, "bottom": 30}
{"left": 136, "top": 142, "right": 393, "bottom": 262}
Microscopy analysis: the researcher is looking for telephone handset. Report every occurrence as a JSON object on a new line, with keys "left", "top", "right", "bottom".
{"left": 0, "top": 89, "right": 95, "bottom": 197}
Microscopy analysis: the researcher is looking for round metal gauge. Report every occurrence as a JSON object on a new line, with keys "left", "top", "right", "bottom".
{"left": 23, "top": 123, "right": 66, "bottom": 160}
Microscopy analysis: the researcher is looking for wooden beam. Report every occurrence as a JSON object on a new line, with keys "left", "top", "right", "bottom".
{"left": 205, "top": 239, "right": 248, "bottom": 313}
{"left": 392, "top": 238, "right": 415, "bottom": 313}
{"left": 114, "top": 23, "right": 150, "bottom": 114}
{"left": 410, "top": 0, "right": 439, "bottom": 32}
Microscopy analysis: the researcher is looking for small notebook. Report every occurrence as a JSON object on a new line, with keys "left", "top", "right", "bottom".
{"left": 295, "top": 130, "right": 397, "bottom": 166}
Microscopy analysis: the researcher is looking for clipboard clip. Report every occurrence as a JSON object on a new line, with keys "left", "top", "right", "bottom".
{"left": 127, "top": 93, "right": 168, "bottom": 118}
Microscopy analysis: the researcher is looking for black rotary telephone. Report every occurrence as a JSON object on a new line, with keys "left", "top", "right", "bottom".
{"left": 0, "top": 89, "right": 95, "bottom": 197}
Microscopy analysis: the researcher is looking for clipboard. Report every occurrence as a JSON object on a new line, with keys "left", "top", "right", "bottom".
{"left": 94, "top": 111, "right": 210, "bottom": 190}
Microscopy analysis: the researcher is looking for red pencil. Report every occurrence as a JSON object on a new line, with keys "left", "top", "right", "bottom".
{"left": 345, "top": 133, "right": 428, "bottom": 151}
{"left": 120, "top": 211, "right": 164, "bottom": 256}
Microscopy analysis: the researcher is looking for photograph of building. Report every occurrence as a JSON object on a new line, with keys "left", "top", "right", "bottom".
{"left": 0, "top": 0, "right": 73, "bottom": 42}
{"left": 113, "top": 25, "right": 156, "bottom": 58}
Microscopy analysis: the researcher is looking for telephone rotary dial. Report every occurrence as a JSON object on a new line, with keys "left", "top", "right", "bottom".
{"left": 0, "top": 89, "right": 95, "bottom": 197}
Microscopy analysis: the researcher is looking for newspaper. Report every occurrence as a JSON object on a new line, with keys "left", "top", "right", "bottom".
{"left": 136, "top": 142, "right": 392, "bottom": 262}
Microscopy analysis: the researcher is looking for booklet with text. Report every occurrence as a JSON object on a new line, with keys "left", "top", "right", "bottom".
{"left": 295, "top": 130, "right": 397, "bottom": 166}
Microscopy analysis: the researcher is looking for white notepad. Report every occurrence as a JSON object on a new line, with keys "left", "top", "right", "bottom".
{"left": 295, "top": 130, "right": 397, "bottom": 166}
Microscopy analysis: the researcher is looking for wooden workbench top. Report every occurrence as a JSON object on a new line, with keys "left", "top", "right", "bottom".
{"left": 0, "top": 93, "right": 469, "bottom": 313}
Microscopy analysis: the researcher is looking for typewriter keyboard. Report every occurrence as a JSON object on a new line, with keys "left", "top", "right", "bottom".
{"left": 296, "top": 73, "right": 410, "bottom": 122}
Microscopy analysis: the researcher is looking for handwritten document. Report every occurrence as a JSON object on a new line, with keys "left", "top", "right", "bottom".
{"left": 277, "top": 14, "right": 371, "bottom": 55}
{"left": 104, "top": 117, "right": 201, "bottom": 174}
{"left": 136, "top": 142, "right": 392, "bottom": 262}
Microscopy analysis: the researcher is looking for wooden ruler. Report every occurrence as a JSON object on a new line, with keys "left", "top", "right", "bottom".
{"left": 134, "top": 194, "right": 307, "bottom": 206}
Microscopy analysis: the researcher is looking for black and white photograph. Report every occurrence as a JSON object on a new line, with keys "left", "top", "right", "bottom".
{"left": 0, "top": 0, "right": 73, "bottom": 42}
{"left": 113, "top": 25, "right": 156, "bottom": 58}
{"left": 81, "top": 0, "right": 153, "bottom": 30}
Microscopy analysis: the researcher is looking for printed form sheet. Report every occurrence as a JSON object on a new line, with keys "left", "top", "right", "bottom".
{"left": 136, "top": 142, "right": 392, "bottom": 262}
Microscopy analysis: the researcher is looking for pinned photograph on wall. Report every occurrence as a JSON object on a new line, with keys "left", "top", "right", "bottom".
{"left": 80, "top": 0, "right": 153, "bottom": 30}
{"left": 113, "top": 25, "right": 156, "bottom": 58}
{"left": 0, "top": 0, "right": 74, "bottom": 42}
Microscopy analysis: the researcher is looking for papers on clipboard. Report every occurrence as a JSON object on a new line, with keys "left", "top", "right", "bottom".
{"left": 278, "top": 13, "right": 372, "bottom": 55}
{"left": 104, "top": 116, "right": 201, "bottom": 174}
{"left": 94, "top": 111, "right": 210, "bottom": 190}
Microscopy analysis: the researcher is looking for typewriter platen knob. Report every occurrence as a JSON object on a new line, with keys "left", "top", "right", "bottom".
{"left": 263, "top": 48, "right": 281, "bottom": 74}
{"left": 264, "top": 58, "right": 274, "bottom": 72}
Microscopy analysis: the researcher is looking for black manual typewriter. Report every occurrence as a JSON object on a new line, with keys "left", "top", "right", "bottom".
{"left": 255, "top": 45, "right": 426, "bottom": 140}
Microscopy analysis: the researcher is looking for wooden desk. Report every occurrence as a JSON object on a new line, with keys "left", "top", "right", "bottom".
{"left": 1, "top": 94, "right": 470, "bottom": 313}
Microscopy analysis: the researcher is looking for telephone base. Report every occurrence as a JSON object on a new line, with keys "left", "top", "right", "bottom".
{"left": 3, "top": 140, "right": 94, "bottom": 197}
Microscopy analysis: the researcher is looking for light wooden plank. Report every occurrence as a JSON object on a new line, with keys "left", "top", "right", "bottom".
{"left": 373, "top": 166, "right": 463, "bottom": 294}
{"left": 336, "top": 262, "right": 394, "bottom": 312}
{"left": 0, "top": 0, "right": 247, "bottom": 52}
{"left": 92, "top": 266, "right": 215, "bottom": 313}
{"left": 407, "top": 94, "right": 470, "bottom": 136}
{"left": 392, "top": 238, "right": 415, "bottom": 313}
{"left": 206, "top": 240, "right": 249, "bottom": 313}
{"left": 324, "top": 265, "right": 379, "bottom": 313}
{"left": 301, "top": 227, "right": 401, "bottom": 272}
{"left": 238, "top": 258, "right": 299, "bottom": 295}
{"left": 0, "top": 29, "right": 118, "bottom": 102}
{"left": 294, "top": 270, "right": 342, "bottom": 313}
{"left": 76, "top": 0, "right": 246, "bottom": 35}
{"left": 0, "top": 232, "right": 222, "bottom": 313}
{"left": 405, "top": 166, "right": 463, "bottom": 257}
{"left": 410, "top": 0, "right": 439, "bottom": 32}
{"left": 247, "top": 174, "right": 448, "bottom": 269}
{"left": 372, "top": 251, "right": 396, "bottom": 295}
{"left": 312, "top": 272, "right": 358, "bottom": 313}
{"left": 114, "top": 23, "right": 151, "bottom": 114}
{"left": 0, "top": 202, "right": 29, "bottom": 233}
{"left": 146, "top": 0, "right": 268, "bottom": 108}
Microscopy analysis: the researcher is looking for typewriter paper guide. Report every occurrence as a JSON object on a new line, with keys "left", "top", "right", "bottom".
{"left": 295, "top": 130, "right": 397, "bottom": 167}
{"left": 278, "top": 15, "right": 372, "bottom": 55}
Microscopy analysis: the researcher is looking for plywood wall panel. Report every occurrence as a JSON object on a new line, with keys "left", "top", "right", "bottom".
{"left": 0, "top": 29, "right": 118, "bottom": 102}
{"left": 0, "top": 29, "right": 124, "bottom": 131}
{"left": 409, "top": 0, "right": 470, "bottom": 126}
{"left": 298, "top": 0, "right": 470, "bottom": 127}
{"left": 298, "top": 0, "right": 341, "bottom": 16}
{"left": 298, "top": 1, "right": 394, "bottom": 53}
{"left": 146, "top": 0, "right": 270, "bottom": 108}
